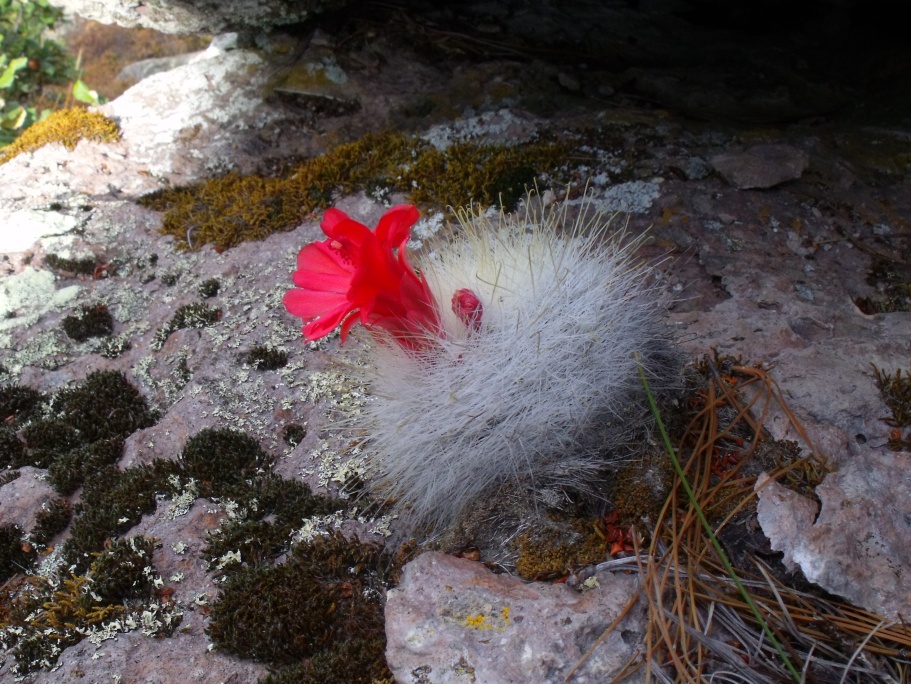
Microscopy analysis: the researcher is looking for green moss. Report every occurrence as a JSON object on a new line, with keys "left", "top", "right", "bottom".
{"left": 47, "top": 437, "right": 125, "bottom": 495}
{"left": 5, "top": 536, "right": 176, "bottom": 676}
{"left": 151, "top": 302, "right": 222, "bottom": 350}
{"left": 51, "top": 370, "right": 157, "bottom": 443}
{"left": 0, "top": 523, "right": 35, "bottom": 583}
{"left": 281, "top": 423, "right": 307, "bottom": 447}
{"left": 0, "top": 108, "right": 121, "bottom": 166}
{"left": 203, "top": 474, "right": 343, "bottom": 578}
{"left": 63, "top": 460, "right": 179, "bottom": 572}
{"left": 31, "top": 498, "right": 72, "bottom": 546}
{"left": 44, "top": 254, "right": 97, "bottom": 275}
{"left": 198, "top": 278, "right": 220, "bottom": 298}
{"left": 138, "top": 131, "right": 578, "bottom": 251}
{"left": 0, "top": 427, "right": 26, "bottom": 469}
{"left": 259, "top": 638, "right": 390, "bottom": 684}
{"left": 179, "top": 428, "right": 272, "bottom": 497}
{"left": 244, "top": 345, "right": 288, "bottom": 371}
{"left": 61, "top": 303, "right": 114, "bottom": 341}
{"left": 99, "top": 334, "right": 132, "bottom": 359}
{"left": 0, "top": 384, "right": 45, "bottom": 423}
{"left": 0, "top": 467, "right": 20, "bottom": 487}
{"left": 208, "top": 532, "right": 389, "bottom": 676}
{"left": 89, "top": 536, "right": 159, "bottom": 604}
{"left": 20, "top": 420, "right": 82, "bottom": 468}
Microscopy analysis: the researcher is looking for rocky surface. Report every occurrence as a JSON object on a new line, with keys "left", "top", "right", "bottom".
{"left": 47, "top": 0, "right": 347, "bottom": 34}
{"left": 385, "top": 553, "right": 646, "bottom": 684}
{"left": 1, "top": 3, "right": 910, "bottom": 683}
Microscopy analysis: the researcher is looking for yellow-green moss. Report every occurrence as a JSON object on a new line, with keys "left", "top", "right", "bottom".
{"left": 514, "top": 516, "right": 606, "bottom": 581}
{"left": 0, "top": 108, "right": 121, "bottom": 166}
{"left": 139, "top": 131, "right": 577, "bottom": 251}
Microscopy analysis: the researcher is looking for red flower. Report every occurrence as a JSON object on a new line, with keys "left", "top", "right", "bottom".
{"left": 283, "top": 205, "right": 443, "bottom": 350}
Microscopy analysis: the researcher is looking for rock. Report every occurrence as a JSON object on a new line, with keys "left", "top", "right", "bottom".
{"left": 385, "top": 552, "right": 646, "bottom": 684}
{"left": 709, "top": 144, "right": 809, "bottom": 189}
{"left": 756, "top": 452, "right": 911, "bottom": 618}
{"left": 0, "top": 468, "right": 58, "bottom": 532}
{"left": 47, "top": 0, "right": 348, "bottom": 34}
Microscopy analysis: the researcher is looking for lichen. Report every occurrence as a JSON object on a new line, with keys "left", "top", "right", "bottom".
{"left": 151, "top": 302, "right": 222, "bottom": 350}
{"left": 0, "top": 108, "right": 121, "bottom": 166}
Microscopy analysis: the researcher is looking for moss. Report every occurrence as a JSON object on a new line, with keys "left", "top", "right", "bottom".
{"left": 244, "top": 345, "right": 288, "bottom": 371}
{"left": 605, "top": 450, "right": 674, "bottom": 524}
{"left": 139, "top": 131, "right": 578, "bottom": 251}
{"left": 198, "top": 278, "right": 220, "bottom": 298}
{"left": 63, "top": 460, "right": 180, "bottom": 572}
{"left": 0, "top": 108, "right": 121, "bottom": 166}
{"left": 0, "top": 384, "right": 45, "bottom": 423}
{"left": 47, "top": 437, "right": 124, "bottom": 495}
{"left": 160, "top": 271, "right": 180, "bottom": 286}
{"left": 0, "top": 427, "right": 26, "bottom": 469}
{"left": 1, "top": 523, "right": 36, "bottom": 582}
{"left": 179, "top": 428, "right": 272, "bottom": 497}
{"left": 31, "top": 498, "right": 72, "bottom": 546}
{"left": 208, "top": 532, "right": 389, "bottom": 673}
{"left": 203, "top": 474, "right": 343, "bottom": 578}
{"left": 51, "top": 370, "right": 157, "bottom": 443}
{"left": 514, "top": 515, "right": 607, "bottom": 581}
{"left": 855, "top": 259, "right": 911, "bottom": 314}
{"left": 88, "top": 536, "right": 158, "bottom": 604}
{"left": 259, "top": 638, "right": 390, "bottom": 684}
{"left": 151, "top": 302, "right": 222, "bottom": 350}
{"left": 20, "top": 420, "right": 82, "bottom": 468}
{"left": 61, "top": 303, "right": 114, "bottom": 341}
{"left": 44, "top": 253, "right": 97, "bottom": 275}
{"left": 0, "top": 467, "right": 20, "bottom": 487}
{"left": 5, "top": 536, "right": 175, "bottom": 676}
{"left": 281, "top": 423, "right": 307, "bottom": 447}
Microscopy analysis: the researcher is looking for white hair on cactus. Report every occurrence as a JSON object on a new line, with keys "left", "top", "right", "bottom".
{"left": 356, "top": 199, "right": 679, "bottom": 531}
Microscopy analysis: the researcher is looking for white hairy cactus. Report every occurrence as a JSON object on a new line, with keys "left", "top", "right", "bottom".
{"left": 348, "top": 200, "right": 680, "bottom": 531}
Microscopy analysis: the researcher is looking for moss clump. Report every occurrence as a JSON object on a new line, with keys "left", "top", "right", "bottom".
{"left": 244, "top": 345, "right": 288, "bottom": 371}
{"left": 198, "top": 278, "right": 220, "bottom": 298}
{"left": 51, "top": 370, "right": 156, "bottom": 443}
{"left": 281, "top": 423, "right": 307, "bottom": 447}
{"left": 47, "top": 437, "right": 125, "bottom": 495}
{"left": 855, "top": 259, "right": 911, "bottom": 314}
{"left": 44, "top": 254, "right": 97, "bottom": 275}
{"left": 61, "top": 303, "right": 114, "bottom": 341}
{"left": 5, "top": 536, "right": 177, "bottom": 676}
{"left": 20, "top": 420, "right": 82, "bottom": 468}
{"left": 514, "top": 515, "right": 607, "bottom": 581}
{"left": 63, "top": 460, "right": 179, "bottom": 572}
{"left": 31, "top": 498, "right": 72, "bottom": 546}
{"left": 0, "top": 108, "right": 121, "bottom": 166}
{"left": 208, "top": 532, "right": 389, "bottom": 680}
{"left": 1, "top": 523, "right": 36, "bottom": 583}
{"left": 260, "top": 638, "right": 390, "bottom": 684}
{"left": 89, "top": 536, "right": 159, "bottom": 604}
{"left": 0, "top": 427, "right": 26, "bottom": 468}
{"left": 179, "top": 428, "right": 272, "bottom": 497}
{"left": 605, "top": 450, "right": 674, "bottom": 524}
{"left": 203, "top": 474, "right": 342, "bottom": 578}
{"left": 0, "top": 384, "right": 44, "bottom": 423}
{"left": 139, "top": 130, "right": 577, "bottom": 251}
{"left": 151, "top": 302, "right": 222, "bottom": 350}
